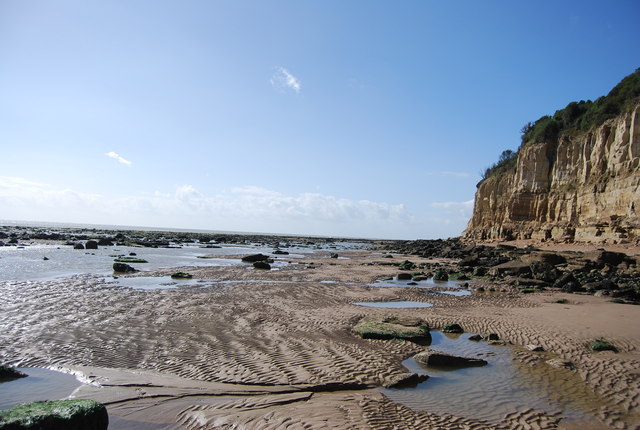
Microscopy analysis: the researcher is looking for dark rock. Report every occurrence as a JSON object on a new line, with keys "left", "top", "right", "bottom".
{"left": 414, "top": 350, "right": 488, "bottom": 368}
{"left": 397, "top": 273, "right": 413, "bottom": 280}
{"left": 554, "top": 272, "right": 577, "bottom": 288}
{"left": 457, "top": 274, "right": 470, "bottom": 281}
{"left": 526, "top": 344, "right": 544, "bottom": 351}
{"left": 561, "top": 281, "right": 581, "bottom": 293}
{"left": 113, "top": 263, "right": 136, "bottom": 273}
{"left": 171, "top": 272, "right": 192, "bottom": 279}
{"left": 97, "top": 238, "right": 114, "bottom": 246}
{"left": 585, "top": 250, "right": 627, "bottom": 267}
{"left": 458, "top": 256, "right": 479, "bottom": 267}
{"left": 582, "top": 280, "right": 617, "bottom": 292}
{"left": 489, "top": 261, "right": 532, "bottom": 277}
{"left": 253, "top": 261, "right": 271, "bottom": 270}
{"left": 273, "top": 250, "right": 289, "bottom": 255}
{"left": 0, "top": 365, "right": 28, "bottom": 381}
{"left": 472, "top": 266, "right": 488, "bottom": 276}
{"left": 468, "top": 334, "right": 483, "bottom": 341}
{"left": 241, "top": 254, "right": 270, "bottom": 263}
{"left": 383, "top": 372, "right": 429, "bottom": 389}
{"left": 433, "top": 269, "right": 449, "bottom": 281}
{"left": 85, "top": 240, "right": 98, "bottom": 250}
{"left": 442, "top": 323, "right": 463, "bottom": 333}
{"left": 0, "top": 399, "right": 108, "bottom": 430}
{"left": 330, "top": 253, "right": 339, "bottom": 259}
{"left": 73, "top": 243, "right": 84, "bottom": 250}
{"left": 485, "top": 333, "right": 500, "bottom": 341}
{"left": 398, "top": 260, "right": 416, "bottom": 270}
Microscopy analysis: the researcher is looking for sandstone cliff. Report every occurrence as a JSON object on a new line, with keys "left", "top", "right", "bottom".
{"left": 464, "top": 102, "right": 640, "bottom": 244}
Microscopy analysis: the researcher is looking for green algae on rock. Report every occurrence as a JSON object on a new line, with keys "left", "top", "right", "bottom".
{"left": 0, "top": 399, "right": 108, "bottom": 430}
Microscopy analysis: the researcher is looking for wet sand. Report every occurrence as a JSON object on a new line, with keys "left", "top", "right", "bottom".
{"left": 1, "top": 249, "right": 639, "bottom": 429}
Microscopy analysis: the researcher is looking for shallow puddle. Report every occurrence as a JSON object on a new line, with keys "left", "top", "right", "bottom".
{"left": 0, "top": 368, "right": 82, "bottom": 410}
{"left": 351, "top": 301, "right": 433, "bottom": 308}
{"left": 370, "top": 278, "right": 472, "bottom": 296}
{"left": 381, "top": 331, "right": 613, "bottom": 425}
{"left": 107, "top": 276, "right": 206, "bottom": 290}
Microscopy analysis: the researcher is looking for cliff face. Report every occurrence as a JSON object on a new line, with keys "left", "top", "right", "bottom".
{"left": 464, "top": 103, "right": 640, "bottom": 244}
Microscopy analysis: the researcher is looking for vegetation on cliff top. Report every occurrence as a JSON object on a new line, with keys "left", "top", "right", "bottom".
{"left": 480, "top": 68, "right": 640, "bottom": 183}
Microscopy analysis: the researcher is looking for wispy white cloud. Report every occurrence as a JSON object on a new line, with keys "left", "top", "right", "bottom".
{"left": 271, "top": 67, "right": 301, "bottom": 93}
{"left": 105, "top": 151, "right": 132, "bottom": 166}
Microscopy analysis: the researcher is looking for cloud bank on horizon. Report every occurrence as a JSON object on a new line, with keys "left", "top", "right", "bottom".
{"left": 0, "top": 176, "right": 470, "bottom": 239}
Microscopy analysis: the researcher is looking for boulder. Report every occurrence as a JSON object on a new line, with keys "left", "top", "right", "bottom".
{"left": 383, "top": 372, "right": 429, "bottom": 389}
{"left": 414, "top": 350, "right": 488, "bottom": 368}
{"left": 330, "top": 253, "right": 339, "bottom": 259}
{"left": 85, "top": 240, "right": 98, "bottom": 250}
{"left": 171, "top": 272, "right": 193, "bottom": 279}
{"left": 585, "top": 250, "right": 627, "bottom": 267}
{"left": 73, "top": 243, "right": 84, "bottom": 250}
{"left": 398, "top": 260, "right": 416, "bottom": 270}
{"left": 442, "top": 323, "right": 463, "bottom": 333}
{"left": 433, "top": 269, "right": 449, "bottom": 281}
{"left": 0, "top": 399, "right": 108, "bottom": 430}
{"left": 241, "top": 254, "right": 270, "bottom": 263}
{"left": 489, "top": 261, "right": 532, "bottom": 277}
{"left": 113, "top": 263, "right": 136, "bottom": 273}
{"left": 468, "top": 334, "right": 483, "bottom": 341}
{"left": 0, "top": 365, "right": 27, "bottom": 381}
{"left": 97, "top": 238, "right": 114, "bottom": 246}
{"left": 272, "top": 250, "right": 289, "bottom": 255}
{"left": 253, "top": 261, "right": 271, "bottom": 270}
{"left": 353, "top": 319, "right": 431, "bottom": 342}
{"left": 397, "top": 273, "right": 413, "bottom": 280}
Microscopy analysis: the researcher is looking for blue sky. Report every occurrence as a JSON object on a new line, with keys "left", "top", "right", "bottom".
{"left": 1, "top": 1, "right": 639, "bottom": 239}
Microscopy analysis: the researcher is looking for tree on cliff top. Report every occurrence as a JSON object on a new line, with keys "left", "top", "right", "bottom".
{"left": 480, "top": 68, "right": 640, "bottom": 185}
{"left": 521, "top": 68, "right": 640, "bottom": 146}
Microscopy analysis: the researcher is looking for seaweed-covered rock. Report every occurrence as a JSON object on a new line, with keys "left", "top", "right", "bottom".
{"left": 398, "top": 260, "right": 416, "bottom": 270}
{"left": 113, "top": 257, "right": 148, "bottom": 263}
{"left": 171, "top": 272, "right": 193, "bottom": 279}
{"left": 241, "top": 254, "right": 270, "bottom": 263}
{"left": 413, "top": 350, "right": 488, "bottom": 368}
{"left": 442, "top": 323, "right": 463, "bottom": 333}
{"left": 0, "top": 399, "right": 108, "bottom": 430}
{"left": 113, "top": 263, "right": 136, "bottom": 273}
{"left": 433, "top": 269, "right": 448, "bottom": 281}
{"left": 590, "top": 340, "right": 617, "bottom": 352}
{"left": 353, "top": 319, "right": 431, "bottom": 342}
{"left": 0, "top": 366, "right": 27, "bottom": 382}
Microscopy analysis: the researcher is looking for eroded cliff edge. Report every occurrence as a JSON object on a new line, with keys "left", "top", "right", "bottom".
{"left": 464, "top": 102, "right": 640, "bottom": 244}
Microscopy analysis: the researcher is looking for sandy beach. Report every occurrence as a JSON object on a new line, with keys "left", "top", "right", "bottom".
{"left": 1, "top": 247, "right": 639, "bottom": 429}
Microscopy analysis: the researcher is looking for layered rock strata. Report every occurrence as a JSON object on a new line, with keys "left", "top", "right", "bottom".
{"left": 464, "top": 103, "right": 640, "bottom": 244}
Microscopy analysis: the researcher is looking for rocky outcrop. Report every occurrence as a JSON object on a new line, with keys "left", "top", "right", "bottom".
{"left": 465, "top": 103, "right": 640, "bottom": 244}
